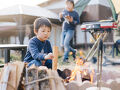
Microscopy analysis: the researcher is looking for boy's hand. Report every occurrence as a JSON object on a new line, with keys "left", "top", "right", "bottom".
{"left": 65, "top": 15, "right": 73, "bottom": 22}
{"left": 68, "top": 16, "right": 73, "bottom": 22}
{"left": 59, "top": 12, "right": 63, "bottom": 18}
{"left": 44, "top": 53, "right": 54, "bottom": 60}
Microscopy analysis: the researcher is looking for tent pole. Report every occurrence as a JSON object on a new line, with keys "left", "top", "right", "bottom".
{"left": 108, "top": 0, "right": 117, "bottom": 21}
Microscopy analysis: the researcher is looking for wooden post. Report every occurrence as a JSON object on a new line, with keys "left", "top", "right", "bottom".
{"left": 52, "top": 46, "right": 58, "bottom": 70}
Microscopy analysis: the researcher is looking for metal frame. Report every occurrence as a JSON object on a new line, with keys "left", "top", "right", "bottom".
{"left": 0, "top": 44, "right": 27, "bottom": 63}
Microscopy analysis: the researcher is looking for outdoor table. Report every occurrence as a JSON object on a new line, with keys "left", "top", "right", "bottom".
{"left": 0, "top": 44, "right": 27, "bottom": 63}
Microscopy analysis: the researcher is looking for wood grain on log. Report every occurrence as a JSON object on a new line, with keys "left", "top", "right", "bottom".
{"left": 52, "top": 46, "right": 58, "bottom": 70}
{"left": 0, "top": 66, "right": 10, "bottom": 90}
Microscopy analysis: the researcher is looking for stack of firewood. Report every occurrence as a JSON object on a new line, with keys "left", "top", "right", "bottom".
{"left": 25, "top": 65, "right": 66, "bottom": 90}
{"left": 0, "top": 62, "right": 66, "bottom": 90}
{"left": 0, "top": 61, "right": 25, "bottom": 90}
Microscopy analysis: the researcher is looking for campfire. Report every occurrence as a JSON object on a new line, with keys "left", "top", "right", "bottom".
{"left": 57, "top": 56, "right": 120, "bottom": 90}
{"left": 57, "top": 50, "right": 95, "bottom": 84}
{"left": 68, "top": 57, "right": 95, "bottom": 83}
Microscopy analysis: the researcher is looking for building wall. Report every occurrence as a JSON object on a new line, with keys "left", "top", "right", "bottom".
{"left": 0, "top": 25, "right": 29, "bottom": 58}
{"left": 49, "top": 24, "right": 62, "bottom": 50}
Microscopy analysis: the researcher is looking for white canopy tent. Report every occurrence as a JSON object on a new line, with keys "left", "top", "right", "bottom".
{"left": 0, "top": 4, "right": 58, "bottom": 44}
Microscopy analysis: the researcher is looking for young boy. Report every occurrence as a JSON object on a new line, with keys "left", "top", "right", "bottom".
{"left": 24, "top": 17, "right": 54, "bottom": 69}
{"left": 59, "top": 0, "right": 80, "bottom": 62}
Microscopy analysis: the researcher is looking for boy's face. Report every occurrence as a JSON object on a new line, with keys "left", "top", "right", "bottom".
{"left": 66, "top": 1, "right": 74, "bottom": 12}
{"left": 36, "top": 25, "right": 51, "bottom": 41}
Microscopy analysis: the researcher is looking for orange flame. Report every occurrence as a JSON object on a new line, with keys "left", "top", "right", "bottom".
{"left": 79, "top": 50, "right": 86, "bottom": 59}
{"left": 69, "top": 57, "right": 83, "bottom": 81}
{"left": 83, "top": 69, "right": 88, "bottom": 76}
{"left": 69, "top": 56, "right": 95, "bottom": 83}
{"left": 90, "top": 66, "right": 95, "bottom": 83}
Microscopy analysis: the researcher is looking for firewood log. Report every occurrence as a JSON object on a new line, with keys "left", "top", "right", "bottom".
{"left": 0, "top": 62, "right": 25, "bottom": 90}
{"left": 51, "top": 70, "right": 66, "bottom": 90}
{"left": 52, "top": 46, "right": 58, "bottom": 70}
{"left": 14, "top": 62, "right": 25, "bottom": 90}
{"left": 7, "top": 63, "right": 17, "bottom": 90}
{"left": 57, "top": 69, "right": 71, "bottom": 80}
{"left": 38, "top": 67, "right": 50, "bottom": 90}
{"left": 47, "top": 69, "right": 56, "bottom": 90}
{"left": 0, "top": 66, "right": 10, "bottom": 90}
{"left": 25, "top": 66, "right": 39, "bottom": 90}
{"left": 25, "top": 66, "right": 50, "bottom": 90}
{"left": 25, "top": 66, "right": 66, "bottom": 90}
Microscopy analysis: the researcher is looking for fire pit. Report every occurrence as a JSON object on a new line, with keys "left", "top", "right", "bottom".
{"left": 58, "top": 57, "right": 120, "bottom": 90}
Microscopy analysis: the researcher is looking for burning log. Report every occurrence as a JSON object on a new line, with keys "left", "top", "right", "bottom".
{"left": 76, "top": 71, "right": 82, "bottom": 83}
{"left": 57, "top": 69, "right": 71, "bottom": 79}
{"left": 62, "top": 55, "right": 120, "bottom": 90}
{"left": 57, "top": 69, "right": 71, "bottom": 83}
{"left": 81, "top": 70, "right": 91, "bottom": 82}
{"left": 65, "top": 57, "right": 95, "bottom": 83}
{"left": 64, "top": 69, "right": 120, "bottom": 90}
{"left": 57, "top": 68, "right": 91, "bottom": 83}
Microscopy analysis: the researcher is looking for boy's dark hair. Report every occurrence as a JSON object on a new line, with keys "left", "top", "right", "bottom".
{"left": 66, "top": 0, "right": 74, "bottom": 7}
{"left": 34, "top": 17, "right": 52, "bottom": 33}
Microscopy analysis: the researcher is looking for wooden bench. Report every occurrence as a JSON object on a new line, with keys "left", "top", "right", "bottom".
{"left": 0, "top": 44, "right": 27, "bottom": 63}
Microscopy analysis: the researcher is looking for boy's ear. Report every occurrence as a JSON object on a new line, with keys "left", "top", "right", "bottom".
{"left": 34, "top": 29, "right": 38, "bottom": 35}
